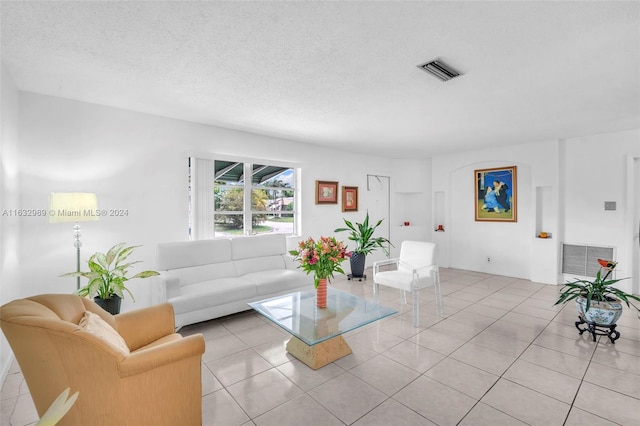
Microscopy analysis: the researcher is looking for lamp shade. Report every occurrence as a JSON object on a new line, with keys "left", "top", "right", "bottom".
{"left": 49, "top": 193, "right": 99, "bottom": 223}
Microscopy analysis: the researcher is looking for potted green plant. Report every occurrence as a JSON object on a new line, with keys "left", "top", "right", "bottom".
{"left": 554, "top": 259, "right": 640, "bottom": 342}
{"left": 62, "top": 243, "right": 159, "bottom": 315}
{"left": 334, "top": 211, "right": 392, "bottom": 279}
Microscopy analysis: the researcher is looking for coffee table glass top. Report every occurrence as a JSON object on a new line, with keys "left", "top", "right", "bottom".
{"left": 248, "top": 287, "right": 397, "bottom": 346}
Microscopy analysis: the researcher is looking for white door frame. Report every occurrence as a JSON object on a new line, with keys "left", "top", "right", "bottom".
{"left": 367, "top": 174, "right": 391, "bottom": 263}
{"left": 625, "top": 155, "right": 640, "bottom": 296}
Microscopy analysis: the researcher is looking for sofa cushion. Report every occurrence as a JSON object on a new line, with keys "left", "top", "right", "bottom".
{"left": 79, "top": 311, "right": 130, "bottom": 355}
{"left": 170, "top": 278, "right": 256, "bottom": 314}
{"left": 242, "top": 269, "right": 313, "bottom": 296}
{"left": 234, "top": 255, "right": 286, "bottom": 276}
{"left": 231, "top": 234, "right": 286, "bottom": 260}
{"left": 157, "top": 239, "right": 232, "bottom": 270}
{"left": 169, "top": 262, "right": 237, "bottom": 287}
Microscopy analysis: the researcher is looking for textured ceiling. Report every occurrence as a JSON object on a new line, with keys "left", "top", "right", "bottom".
{"left": 1, "top": 1, "right": 639, "bottom": 158}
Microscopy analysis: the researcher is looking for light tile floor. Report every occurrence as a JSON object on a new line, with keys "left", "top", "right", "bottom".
{"left": 2, "top": 268, "right": 640, "bottom": 425}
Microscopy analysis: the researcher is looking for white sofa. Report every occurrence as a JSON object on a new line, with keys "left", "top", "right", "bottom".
{"left": 155, "top": 234, "right": 313, "bottom": 329}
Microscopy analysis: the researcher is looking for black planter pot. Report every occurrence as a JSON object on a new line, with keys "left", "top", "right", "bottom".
{"left": 350, "top": 252, "right": 366, "bottom": 278}
{"left": 94, "top": 295, "right": 122, "bottom": 315}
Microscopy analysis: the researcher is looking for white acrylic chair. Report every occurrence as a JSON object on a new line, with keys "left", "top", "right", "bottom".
{"left": 373, "top": 241, "right": 442, "bottom": 327}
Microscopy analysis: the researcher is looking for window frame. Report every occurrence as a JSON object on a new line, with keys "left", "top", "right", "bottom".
{"left": 190, "top": 156, "right": 300, "bottom": 239}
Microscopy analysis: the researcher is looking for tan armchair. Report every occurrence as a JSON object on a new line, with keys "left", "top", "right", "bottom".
{"left": 0, "top": 294, "right": 205, "bottom": 425}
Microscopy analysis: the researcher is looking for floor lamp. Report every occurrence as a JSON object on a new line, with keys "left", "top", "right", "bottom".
{"left": 49, "top": 192, "right": 99, "bottom": 290}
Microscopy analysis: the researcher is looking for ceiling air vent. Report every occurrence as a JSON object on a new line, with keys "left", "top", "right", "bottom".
{"left": 417, "top": 59, "right": 461, "bottom": 82}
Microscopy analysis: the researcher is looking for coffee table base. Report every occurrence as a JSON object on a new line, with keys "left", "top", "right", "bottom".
{"left": 285, "top": 335, "right": 353, "bottom": 369}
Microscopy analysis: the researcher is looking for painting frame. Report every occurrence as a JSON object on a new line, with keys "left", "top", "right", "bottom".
{"left": 315, "top": 180, "right": 339, "bottom": 204}
{"left": 474, "top": 166, "right": 517, "bottom": 222}
{"left": 341, "top": 186, "right": 358, "bottom": 212}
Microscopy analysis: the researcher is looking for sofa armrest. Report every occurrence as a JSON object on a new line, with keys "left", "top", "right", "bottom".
{"left": 283, "top": 254, "right": 299, "bottom": 270}
{"left": 156, "top": 271, "right": 181, "bottom": 301}
{"left": 117, "top": 334, "right": 205, "bottom": 378}
{"left": 115, "top": 303, "right": 176, "bottom": 350}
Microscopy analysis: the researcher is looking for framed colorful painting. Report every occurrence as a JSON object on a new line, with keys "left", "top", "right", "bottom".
{"left": 315, "top": 180, "right": 338, "bottom": 204}
{"left": 341, "top": 186, "right": 358, "bottom": 212}
{"left": 474, "top": 166, "right": 517, "bottom": 222}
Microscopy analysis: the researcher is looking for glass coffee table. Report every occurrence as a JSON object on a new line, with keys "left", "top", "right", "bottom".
{"left": 249, "top": 287, "right": 397, "bottom": 369}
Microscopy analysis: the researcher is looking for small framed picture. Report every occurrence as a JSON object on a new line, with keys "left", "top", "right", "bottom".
{"left": 474, "top": 166, "right": 517, "bottom": 222}
{"left": 315, "top": 180, "right": 339, "bottom": 204}
{"left": 342, "top": 186, "right": 358, "bottom": 212}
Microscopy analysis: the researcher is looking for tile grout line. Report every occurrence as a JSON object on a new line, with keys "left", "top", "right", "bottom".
{"left": 454, "top": 290, "right": 541, "bottom": 425}
{"left": 174, "top": 276, "right": 638, "bottom": 425}
{"left": 367, "top": 277, "right": 520, "bottom": 425}
{"left": 558, "top": 332, "right": 620, "bottom": 426}
{"left": 453, "top": 283, "right": 574, "bottom": 425}
{"left": 305, "top": 274, "right": 490, "bottom": 425}
{"left": 6, "top": 270, "right": 638, "bottom": 426}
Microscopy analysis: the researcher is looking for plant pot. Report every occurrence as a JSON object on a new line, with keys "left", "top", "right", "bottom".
{"left": 575, "top": 296, "right": 623, "bottom": 326}
{"left": 94, "top": 295, "right": 122, "bottom": 315}
{"left": 350, "top": 252, "right": 366, "bottom": 278}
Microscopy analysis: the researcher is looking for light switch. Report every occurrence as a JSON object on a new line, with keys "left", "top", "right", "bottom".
{"left": 604, "top": 201, "right": 616, "bottom": 211}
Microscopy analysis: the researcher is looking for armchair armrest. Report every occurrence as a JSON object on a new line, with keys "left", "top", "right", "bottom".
{"left": 115, "top": 303, "right": 176, "bottom": 350}
{"left": 373, "top": 258, "right": 399, "bottom": 275}
{"left": 373, "top": 258, "right": 400, "bottom": 267}
{"left": 398, "top": 261, "right": 440, "bottom": 283}
{"left": 399, "top": 261, "right": 437, "bottom": 272}
{"left": 118, "top": 334, "right": 205, "bottom": 378}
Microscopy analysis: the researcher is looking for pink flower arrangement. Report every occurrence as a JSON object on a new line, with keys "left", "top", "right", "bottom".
{"left": 289, "top": 236, "right": 351, "bottom": 288}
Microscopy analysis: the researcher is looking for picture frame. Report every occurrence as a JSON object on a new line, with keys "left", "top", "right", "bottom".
{"left": 474, "top": 166, "right": 517, "bottom": 222}
{"left": 315, "top": 180, "right": 339, "bottom": 204}
{"left": 341, "top": 186, "right": 358, "bottom": 212}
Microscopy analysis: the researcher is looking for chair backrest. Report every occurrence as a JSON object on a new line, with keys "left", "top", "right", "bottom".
{"left": 398, "top": 241, "right": 437, "bottom": 272}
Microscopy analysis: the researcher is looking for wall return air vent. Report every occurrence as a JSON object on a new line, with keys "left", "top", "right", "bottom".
{"left": 417, "top": 59, "right": 461, "bottom": 82}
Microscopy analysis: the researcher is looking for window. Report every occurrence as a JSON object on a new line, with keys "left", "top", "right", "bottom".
{"left": 190, "top": 158, "right": 297, "bottom": 239}
{"left": 213, "top": 160, "right": 246, "bottom": 236}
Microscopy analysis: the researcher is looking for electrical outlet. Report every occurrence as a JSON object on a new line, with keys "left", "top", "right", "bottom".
{"left": 487, "top": 257, "right": 491, "bottom": 263}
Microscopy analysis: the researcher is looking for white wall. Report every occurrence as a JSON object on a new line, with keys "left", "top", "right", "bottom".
{"left": 390, "top": 159, "right": 432, "bottom": 258}
{"left": 5, "top": 89, "right": 638, "bottom": 383}
{"left": 432, "top": 143, "right": 549, "bottom": 280}
{"left": 563, "top": 130, "right": 640, "bottom": 293}
{"left": 0, "top": 63, "right": 21, "bottom": 382}
{"left": 15, "top": 92, "right": 414, "bottom": 312}
{"left": 431, "top": 129, "right": 640, "bottom": 288}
